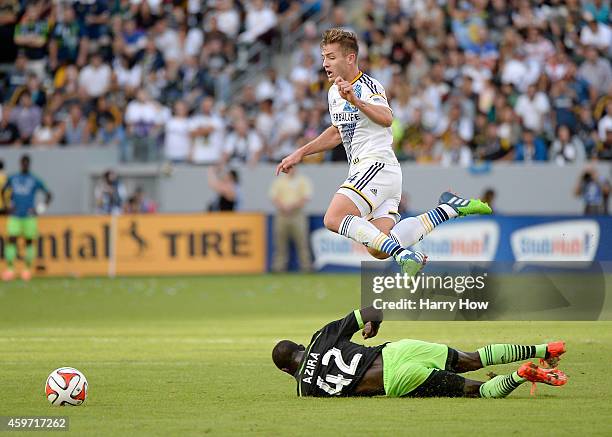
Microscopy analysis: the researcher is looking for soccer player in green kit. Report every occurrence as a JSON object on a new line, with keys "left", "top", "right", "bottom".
{"left": 1, "top": 154, "right": 52, "bottom": 281}
{"left": 273, "top": 307, "right": 567, "bottom": 398}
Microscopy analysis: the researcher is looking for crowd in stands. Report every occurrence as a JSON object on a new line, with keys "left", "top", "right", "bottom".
{"left": 0, "top": 0, "right": 610, "bottom": 166}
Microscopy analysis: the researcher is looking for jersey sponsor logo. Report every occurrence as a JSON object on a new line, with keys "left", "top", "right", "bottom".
{"left": 370, "top": 188, "right": 377, "bottom": 196}
{"left": 333, "top": 112, "right": 360, "bottom": 123}
{"left": 411, "top": 220, "right": 500, "bottom": 262}
{"left": 341, "top": 84, "right": 362, "bottom": 113}
{"left": 12, "top": 179, "right": 36, "bottom": 196}
{"left": 510, "top": 220, "right": 599, "bottom": 262}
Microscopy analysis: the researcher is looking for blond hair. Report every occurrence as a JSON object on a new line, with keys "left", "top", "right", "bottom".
{"left": 320, "top": 28, "right": 359, "bottom": 55}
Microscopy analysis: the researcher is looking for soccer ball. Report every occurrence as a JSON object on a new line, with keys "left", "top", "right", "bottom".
{"left": 45, "top": 367, "right": 88, "bottom": 406}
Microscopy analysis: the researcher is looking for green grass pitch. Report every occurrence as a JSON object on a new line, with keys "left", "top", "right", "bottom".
{"left": 1, "top": 274, "right": 611, "bottom": 436}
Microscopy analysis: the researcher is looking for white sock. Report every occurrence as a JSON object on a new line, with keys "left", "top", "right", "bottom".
{"left": 390, "top": 205, "right": 457, "bottom": 247}
{"left": 339, "top": 215, "right": 407, "bottom": 260}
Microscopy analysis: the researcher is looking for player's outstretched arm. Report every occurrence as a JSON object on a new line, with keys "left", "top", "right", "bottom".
{"left": 359, "top": 306, "right": 383, "bottom": 340}
{"left": 275, "top": 126, "right": 341, "bottom": 175}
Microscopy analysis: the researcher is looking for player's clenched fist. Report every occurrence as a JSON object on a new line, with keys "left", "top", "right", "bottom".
{"left": 335, "top": 76, "right": 358, "bottom": 105}
{"left": 362, "top": 321, "right": 380, "bottom": 339}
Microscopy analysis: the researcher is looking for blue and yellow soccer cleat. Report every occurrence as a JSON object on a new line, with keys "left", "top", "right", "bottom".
{"left": 396, "top": 250, "right": 427, "bottom": 277}
{"left": 438, "top": 191, "right": 492, "bottom": 217}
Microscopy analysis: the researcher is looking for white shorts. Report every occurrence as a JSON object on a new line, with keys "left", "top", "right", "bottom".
{"left": 337, "top": 161, "right": 402, "bottom": 223}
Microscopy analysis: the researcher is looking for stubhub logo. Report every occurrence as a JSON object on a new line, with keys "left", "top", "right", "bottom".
{"left": 510, "top": 220, "right": 600, "bottom": 262}
{"left": 411, "top": 220, "right": 499, "bottom": 262}
{"left": 310, "top": 227, "right": 373, "bottom": 269}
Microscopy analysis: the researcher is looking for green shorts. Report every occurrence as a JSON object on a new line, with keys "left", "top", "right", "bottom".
{"left": 382, "top": 339, "right": 449, "bottom": 397}
{"left": 7, "top": 216, "right": 38, "bottom": 239}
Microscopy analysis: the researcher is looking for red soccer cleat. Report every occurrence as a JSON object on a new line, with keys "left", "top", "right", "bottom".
{"left": 518, "top": 361, "right": 568, "bottom": 395}
{"left": 540, "top": 341, "right": 566, "bottom": 368}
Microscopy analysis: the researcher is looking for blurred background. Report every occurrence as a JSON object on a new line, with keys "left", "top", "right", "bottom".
{"left": 0, "top": 0, "right": 610, "bottom": 276}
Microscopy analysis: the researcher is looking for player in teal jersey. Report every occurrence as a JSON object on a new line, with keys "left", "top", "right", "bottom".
{"left": 1, "top": 154, "right": 52, "bottom": 281}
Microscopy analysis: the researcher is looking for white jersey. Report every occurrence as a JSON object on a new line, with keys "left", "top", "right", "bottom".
{"left": 328, "top": 71, "right": 398, "bottom": 171}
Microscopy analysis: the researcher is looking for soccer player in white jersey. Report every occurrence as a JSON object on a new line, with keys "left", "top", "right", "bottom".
{"left": 276, "top": 28, "right": 491, "bottom": 275}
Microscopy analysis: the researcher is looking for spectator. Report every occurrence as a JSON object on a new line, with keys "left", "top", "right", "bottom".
{"left": 475, "top": 123, "right": 511, "bottom": 161}
{"left": 269, "top": 167, "right": 312, "bottom": 272}
{"left": 514, "top": 85, "right": 551, "bottom": 133}
{"left": 74, "top": 0, "right": 111, "bottom": 58}
{"left": 96, "top": 115, "right": 127, "bottom": 160}
{"left": 223, "top": 118, "right": 263, "bottom": 165}
{"left": 579, "top": 12, "right": 612, "bottom": 51}
{"left": 95, "top": 170, "right": 126, "bottom": 215}
{"left": 63, "top": 104, "right": 90, "bottom": 145}
{"left": 578, "top": 46, "right": 612, "bottom": 98}
{"left": 550, "top": 80, "right": 578, "bottom": 132}
{"left": 125, "top": 90, "right": 163, "bottom": 161}
{"left": 513, "top": 130, "right": 548, "bottom": 162}
{"left": 48, "top": 5, "right": 86, "bottom": 71}
{"left": 584, "top": 1, "right": 610, "bottom": 24}
{"left": 550, "top": 125, "right": 586, "bottom": 165}
{"left": 189, "top": 97, "right": 225, "bottom": 165}
{"left": 25, "top": 73, "right": 46, "bottom": 108}
{"left": 434, "top": 133, "right": 473, "bottom": 167}
{"left": 32, "top": 112, "right": 64, "bottom": 146}
{"left": 576, "top": 104, "right": 599, "bottom": 158}
{"left": 598, "top": 101, "right": 612, "bottom": 142}
{"left": 78, "top": 53, "right": 112, "bottom": 98}
{"left": 113, "top": 54, "right": 143, "bottom": 96}
{"left": 164, "top": 100, "right": 192, "bottom": 163}
{"left": 13, "top": 1, "right": 49, "bottom": 79}
{"left": 0, "top": 108, "right": 20, "bottom": 146}
{"left": 120, "top": 16, "right": 146, "bottom": 58}
{"left": 5, "top": 52, "right": 29, "bottom": 102}
{"left": 153, "top": 17, "right": 180, "bottom": 62}
{"left": 0, "top": 0, "right": 19, "bottom": 63}
{"left": 207, "top": 165, "right": 240, "bottom": 211}
{"left": 124, "top": 186, "right": 157, "bottom": 214}
{"left": 238, "top": 0, "right": 277, "bottom": 44}
{"left": 501, "top": 48, "right": 539, "bottom": 93}
{"left": 9, "top": 91, "right": 42, "bottom": 143}
{"left": 88, "top": 95, "right": 122, "bottom": 137}
{"left": 598, "top": 128, "right": 612, "bottom": 160}
{"left": 212, "top": 0, "right": 240, "bottom": 39}
{"left": 496, "top": 106, "right": 522, "bottom": 151}
{"left": 574, "top": 167, "right": 610, "bottom": 215}
{"left": 135, "top": 37, "right": 165, "bottom": 76}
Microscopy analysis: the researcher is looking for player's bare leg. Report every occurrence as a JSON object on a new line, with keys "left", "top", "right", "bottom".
{"left": 324, "top": 193, "right": 426, "bottom": 275}
{"left": 323, "top": 192, "right": 361, "bottom": 232}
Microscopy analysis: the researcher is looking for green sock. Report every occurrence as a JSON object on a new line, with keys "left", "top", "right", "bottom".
{"left": 477, "top": 344, "right": 548, "bottom": 366}
{"left": 25, "top": 244, "right": 36, "bottom": 268}
{"left": 5, "top": 243, "right": 16, "bottom": 269}
{"left": 479, "top": 372, "right": 526, "bottom": 398}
